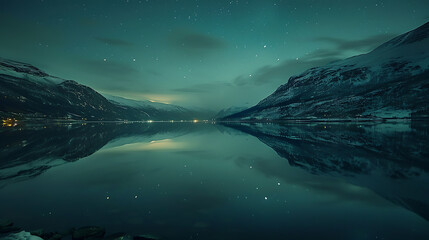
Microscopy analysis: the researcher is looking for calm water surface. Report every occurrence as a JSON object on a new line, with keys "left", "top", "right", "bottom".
{"left": 0, "top": 122, "right": 429, "bottom": 239}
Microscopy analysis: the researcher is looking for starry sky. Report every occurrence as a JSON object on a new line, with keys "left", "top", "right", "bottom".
{"left": 1, "top": 0, "right": 428, "bottom": 111}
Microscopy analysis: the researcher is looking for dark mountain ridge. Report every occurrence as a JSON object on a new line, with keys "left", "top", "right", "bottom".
{"left": 0, "top": 58, "right": 198, "bottom": 121}
{"left": 224, "top": 22, "right": 429, "bottom": 121}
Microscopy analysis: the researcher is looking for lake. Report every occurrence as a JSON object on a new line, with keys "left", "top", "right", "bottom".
{"left": 1, "top": 121, "right": 429, "bottom": 240}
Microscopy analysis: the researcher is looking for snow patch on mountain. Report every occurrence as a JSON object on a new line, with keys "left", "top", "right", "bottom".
{"left": 224, "top": 22, "right": 429, "bottom": 120}
{"left": 0, "top": 57, "right": 198, "bottom": 120}
{"left": 0, "top": 58, "right": 64, "bottom": 85}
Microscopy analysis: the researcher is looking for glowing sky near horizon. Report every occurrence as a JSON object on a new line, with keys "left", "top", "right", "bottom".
{"left": 1, "top": 0, "right": 428, "bottom": 110}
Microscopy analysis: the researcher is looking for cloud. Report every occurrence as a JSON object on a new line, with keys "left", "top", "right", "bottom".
{"left": 168, "top": 29, "right": 226, "bottom": 57}
{"left": 78, "top": 17, "right": 98, "bottom": 27}
{"left": 173, "top": 87, "right": 209, "bottom": 93}
{"left": 173, "top": 82, "right": 232, "bottom": 93}
{"left": 305, "top": 48, "right": 343, "bottom": 59}
{"left": 94, "top": 37, "right": 133, "bottom": 46}
{"left": 169, "top": 30, "right": 226, "bottom": 49}
{"left": 146, "top": 69, "right": 162, "bottom": 77}
{"left": 234, "top": 57, "right": 338, "bottom": 86}
{"left": 233, "top": 33, "right": 398, "bottom": 86}
{"left": 75, "top": 59, "right": 142, "bottom": 91}
{"left": 314, "top": 33, "right": 397, "bottom": 53}
{"left": 0, "top": 13, "right": 63, "bottom": 54}
{"left": 80, "top": 59, "right": 139, "bottom": 77}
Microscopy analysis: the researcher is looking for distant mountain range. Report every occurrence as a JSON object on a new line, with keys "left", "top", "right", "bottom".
{"left": 0, "top": 58, "right": 201, "bottom": 121}
{"left": 223, "top": 22, "right": 429, "bottom": 121}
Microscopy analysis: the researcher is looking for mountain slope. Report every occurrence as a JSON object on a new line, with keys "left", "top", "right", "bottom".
{"left": 103, "top": 94, "right": 195, "bottom": 120}
{"left": 0, "top": 58, "right": 195, "bottom": 121}
{"left": 224, "top": 22, "right": 429, "bottom": 121}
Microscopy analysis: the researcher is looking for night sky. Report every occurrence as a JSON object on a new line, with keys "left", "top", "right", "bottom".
{"left": 1, "top": 0, "right": 428, "bottom": 111}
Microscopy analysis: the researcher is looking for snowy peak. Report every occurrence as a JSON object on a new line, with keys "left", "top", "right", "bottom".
{"left": 224, "top": 22, "right": 429, "bottom": 121}
{"left": 0, "top": 57, "right": 198, "bottom": 121}
{"left": 0, "top": 58, "right": 49, "bottom": 77}
{"left": 0, "top": 58, "right": 65, "bottom": 85}
{"left": 374, "top": 21, "right": 429, "bottom": 51}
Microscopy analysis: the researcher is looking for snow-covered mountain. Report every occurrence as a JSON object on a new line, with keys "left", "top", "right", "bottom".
{"left": 0, "top": 58, "right": 197, "bottom": 121}
{"left": 224, "top": 22, "right": 429, "bottom": 121}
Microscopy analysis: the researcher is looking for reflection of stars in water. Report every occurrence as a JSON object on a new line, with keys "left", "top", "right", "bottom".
{"left": 42, "top": 211, "right": 54, "bottom": 217}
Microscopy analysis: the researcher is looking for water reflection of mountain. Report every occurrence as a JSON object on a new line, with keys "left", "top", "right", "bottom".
{"left": 223, "top": 122, "right": 429, "bottom": 221}
{"left": 0, "top": 122, "right": 209, "bottom": 187}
